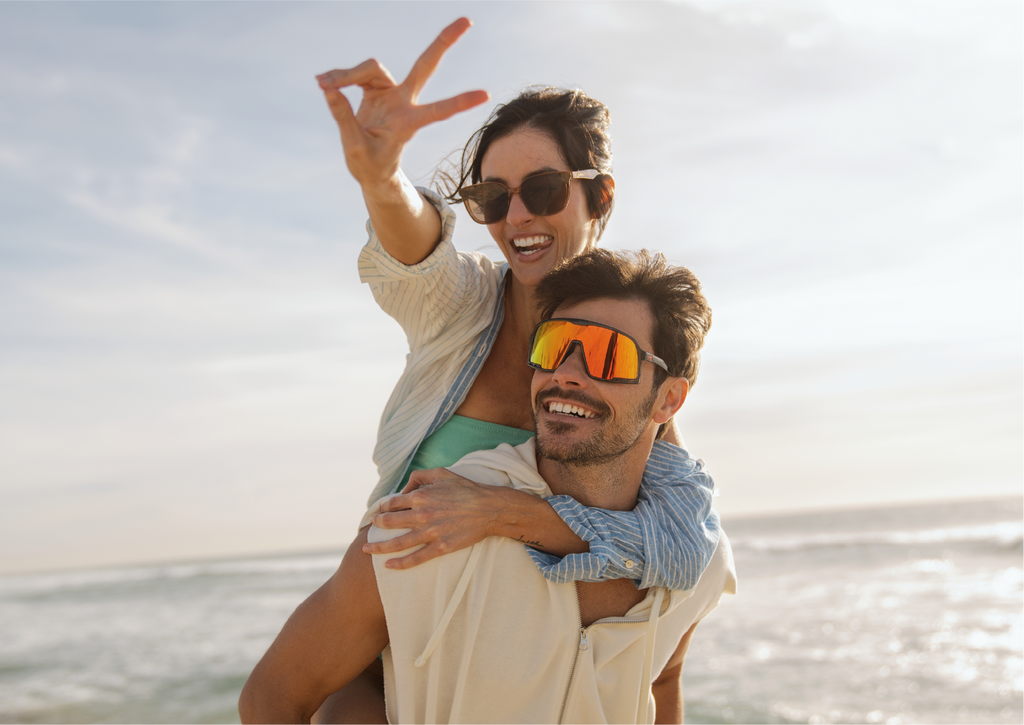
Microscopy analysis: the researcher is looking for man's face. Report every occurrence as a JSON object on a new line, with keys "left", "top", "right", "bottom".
{"left": 531, "top": 298, "right": 662, "bottom": 466}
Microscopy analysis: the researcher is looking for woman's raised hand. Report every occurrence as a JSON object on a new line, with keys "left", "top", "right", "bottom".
{"left": 316, "top": 17, "right": 489, "bottom": 192}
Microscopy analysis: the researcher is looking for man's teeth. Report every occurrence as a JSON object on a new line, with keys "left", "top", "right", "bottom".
{"left": 547, "top": 402, "right": 594, "bottom": 419}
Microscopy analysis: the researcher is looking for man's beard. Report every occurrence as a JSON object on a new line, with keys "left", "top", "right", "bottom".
{"left": 534, "top": 385, "right": 659, "bottom": 467}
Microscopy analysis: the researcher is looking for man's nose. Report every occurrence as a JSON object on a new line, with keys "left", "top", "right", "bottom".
{"left": 551, "top": 343, "right": 589, "bottom": 386}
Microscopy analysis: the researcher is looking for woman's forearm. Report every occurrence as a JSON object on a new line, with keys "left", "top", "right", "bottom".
{"left": 364, "top": 470, "right": 589, "bottom": 567}
{"left": 491, "top": 487, "right": 589, "bottom": 556}
{"left": 363, "top": 173, "right": 443, "bottom": 265}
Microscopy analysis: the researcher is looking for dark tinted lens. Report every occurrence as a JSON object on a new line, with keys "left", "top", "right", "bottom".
{"left": 520, "top": 172, "right": 571, "bottom": 216}
{"left": 462, "top": 183, "right": 510, "bottom": 224}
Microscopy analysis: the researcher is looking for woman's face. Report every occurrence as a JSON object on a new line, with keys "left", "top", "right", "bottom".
{"left": 479, "top": 127, "right": 602, "bottom": 289}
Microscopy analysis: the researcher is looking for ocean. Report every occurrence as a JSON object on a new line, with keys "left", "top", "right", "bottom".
{"left": 1, "top": 496, "right": 1020, "bottom": 724}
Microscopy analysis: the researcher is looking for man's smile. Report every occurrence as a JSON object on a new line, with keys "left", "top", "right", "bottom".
{"left": 535, "top": 387, "right": 608, "bottom": 422}
{"left": 546, "top": 401, "right": 596, "bottom": 419}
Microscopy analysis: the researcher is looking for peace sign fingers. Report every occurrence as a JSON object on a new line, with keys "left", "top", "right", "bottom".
{"left": 316, "top": 58, "right": 398, "bottom": 94}
{"left": 316, "top": 18, "right": 488, "bottom": 192}
{"left": 403, "top": 17, "right": 474, "bottom": 102}
{"left": 412, "top": 89, "right": 491, "bottom": 131}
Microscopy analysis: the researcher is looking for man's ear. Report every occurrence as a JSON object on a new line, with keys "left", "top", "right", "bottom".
{"left": 591, "top": 175, "right": 615, "bottom": 218}
{"left": 652, "top": 377, "right": 688, "bottom": 425}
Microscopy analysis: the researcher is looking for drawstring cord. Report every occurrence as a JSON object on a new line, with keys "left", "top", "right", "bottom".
{"left": 636, "top": 587, "right": 666, "bottom": 724}
{"left": 415, "top": 545, "right": 483, "bottom": 668}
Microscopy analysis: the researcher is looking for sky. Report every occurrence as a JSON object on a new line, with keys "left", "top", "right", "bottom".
{"left": 0, "top": 0, "right": 1020, "bottom": 575}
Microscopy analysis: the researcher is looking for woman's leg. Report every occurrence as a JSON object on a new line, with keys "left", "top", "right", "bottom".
{"left": 311, "top": 659, "right": 386, "bottom": 724}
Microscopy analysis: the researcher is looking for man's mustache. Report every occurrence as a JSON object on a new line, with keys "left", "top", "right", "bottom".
{"left": 534, "top": 386, "right": 610, "bottom": 417}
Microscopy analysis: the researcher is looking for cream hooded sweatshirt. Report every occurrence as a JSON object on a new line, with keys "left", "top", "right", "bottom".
{"left": 366, "top": 439, "right": 736, "bottom": 724}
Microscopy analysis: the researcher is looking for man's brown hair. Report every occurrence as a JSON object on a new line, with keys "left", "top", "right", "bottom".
{"left": 534, "top": 248, "right": 712, "bottom": 388}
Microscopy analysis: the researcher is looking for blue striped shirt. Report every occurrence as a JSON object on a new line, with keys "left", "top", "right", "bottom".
{"left": 529, "top": 440, "right": 719, "bottom": 591}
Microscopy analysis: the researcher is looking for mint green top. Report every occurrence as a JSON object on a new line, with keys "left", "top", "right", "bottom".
{"left": 397, "top": 415, "right": 534, "bottom": 492}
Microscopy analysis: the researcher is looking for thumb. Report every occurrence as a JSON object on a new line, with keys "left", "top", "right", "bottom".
{"left": 321, "top": 86, "right": 364, "bottom": 142}
{"left": 404, "top": 467, "right": 450, "bottom": 492}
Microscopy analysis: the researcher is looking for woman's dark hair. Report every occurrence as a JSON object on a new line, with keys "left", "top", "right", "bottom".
{"left": 441, "top": 87, "right": 615, "bottom": 239}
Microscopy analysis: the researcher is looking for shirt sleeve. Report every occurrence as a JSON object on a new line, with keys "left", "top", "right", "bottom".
{"left": 526, "top": 442, "right": 720, "bottom": 591}
{"left": 357, "top": 187, "right": 497, "bottom": 352}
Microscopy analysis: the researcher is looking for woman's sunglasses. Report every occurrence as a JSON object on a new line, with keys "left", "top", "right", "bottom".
{"left": 528, "top": 318, "right": 669, "bottom": 384}
{"left": 457, "top": 169, "right": 604, "bottom": 225}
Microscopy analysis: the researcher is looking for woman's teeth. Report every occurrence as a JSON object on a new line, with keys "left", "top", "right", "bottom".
{"left": 547, "top": 402, "right": 594, "bottom": 419}
{"left": 513, "top": 235, "right": 551, "bottom": 256}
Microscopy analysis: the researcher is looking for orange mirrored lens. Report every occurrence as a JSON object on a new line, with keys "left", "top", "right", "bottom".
{"left": 529, "top": 320, "right": 640, "bottom": 381}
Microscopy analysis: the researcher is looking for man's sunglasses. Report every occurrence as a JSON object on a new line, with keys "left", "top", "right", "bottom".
{"left": 528, "top": 318, "right": 669, "bottom": 384}
{"left": 457, "top": 169, "right": 605, "bottom": 225}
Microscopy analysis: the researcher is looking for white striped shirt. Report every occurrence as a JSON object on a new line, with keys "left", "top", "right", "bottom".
{"left": 358, "top": 189, "right": 507, "bottom": 508}
{"left": 358, "top": 188, "right": 719, "bottom": 590}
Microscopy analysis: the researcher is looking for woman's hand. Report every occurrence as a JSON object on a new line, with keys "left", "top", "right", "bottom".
{"left": 362, "top": 467, "right": 589, "bottom": 569}
{"left": 362, "top": 468, "right": 508, "bottom": 569}
{"left": 316, "top": 17, "right": 489, "bottom": 194}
